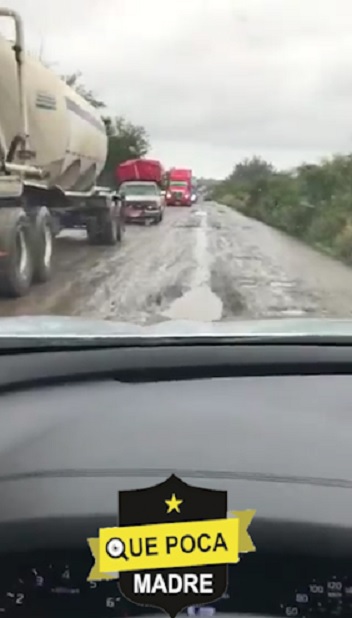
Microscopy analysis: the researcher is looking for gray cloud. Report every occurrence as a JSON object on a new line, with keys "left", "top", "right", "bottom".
{"left": 1, "top": 0, "right": 352, "bottom": 176}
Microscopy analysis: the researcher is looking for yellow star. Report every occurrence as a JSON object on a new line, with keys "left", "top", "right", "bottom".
{"left": 165, "top": 493, "right": 183, "bottom": 513}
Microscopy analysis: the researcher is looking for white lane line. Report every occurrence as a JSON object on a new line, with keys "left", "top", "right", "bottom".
{"left": 163, "top": 207, "right": 223, "bottom": 322}
{"left": 193, "top": 209, "right": 209, "bottom": 287}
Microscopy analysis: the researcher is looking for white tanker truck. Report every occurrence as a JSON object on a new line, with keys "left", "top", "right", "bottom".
{"left": 0, "top": 8, "right": 125, "bottom": 297}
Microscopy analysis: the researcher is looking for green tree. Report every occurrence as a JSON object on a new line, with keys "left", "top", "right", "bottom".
{"left": 213, "top": 156, "right": 274, "bottom": 202}
{"left": 228, "top": 156, "right": 274, "bottom": 185}
{"left": 99, "top": 116, "right": 150, "bottom": 186}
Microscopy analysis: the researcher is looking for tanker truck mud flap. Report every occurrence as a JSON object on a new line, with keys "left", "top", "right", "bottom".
{"left": 0, "top": 207, "right": 33, "bottom": 297}
{"left": 28, "top": 207, "right": 53, "bottom": 283}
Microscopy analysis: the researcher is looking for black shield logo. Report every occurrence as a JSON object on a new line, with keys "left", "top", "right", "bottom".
{"left": 118, "top": 474, "right": 228, "bottom": 618}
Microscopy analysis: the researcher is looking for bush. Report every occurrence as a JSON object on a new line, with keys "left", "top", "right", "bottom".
{"left": 216, "top": 191, "right": 247, "bottom": 211}
{"left": 333, "top": 221, "right": 352, "bottom": 263}
{"left": 305, "top": 207, "right": 346, "bottom": 246}
{"left": 215, "top": 154, "right": 352, "bottom": 263}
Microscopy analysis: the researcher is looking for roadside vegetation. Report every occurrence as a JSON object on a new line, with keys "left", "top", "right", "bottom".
{"left": 212, "top": 155, "right": 352, "bottom": 264}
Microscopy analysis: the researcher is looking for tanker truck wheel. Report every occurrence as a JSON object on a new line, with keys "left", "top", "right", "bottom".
{"left": 117, "top": 208, "right": 125, "bottom": 242}
{"left": 86, "top": 215, "right": 118, "bottom": 245}
{"left": 29, "top": 207, "right": 53, "bottom": 283}
{"left": 0, "top": 208, "right": 33, "bottom": 297}
{"left": 86, "top": 217, "right": 100, "bottom": 245}
{"left": 87, "top": 202, "right": 122, "bottom": 246}
{"left": 100, "top": 202, "right": 121, "bottom": 246}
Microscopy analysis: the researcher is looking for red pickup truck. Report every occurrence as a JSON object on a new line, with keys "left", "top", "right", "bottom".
{"left": 115, "top": 159, "right": 166, "bottom": 224}
{"left": 166, "top": 168, "right": 192, "bottom": 207}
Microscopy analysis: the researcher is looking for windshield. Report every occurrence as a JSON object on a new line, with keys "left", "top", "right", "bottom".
{"left": 1, "top": 0, "right": 352, "bottom": 331}
{"left": 2, "top": 0, "right": 350, "bottom": 331}
{"left": 121, "top": 183, "right": 158, "bottom": 196}
{"left": 170, "top": 181, "right": 188, "bottom": 187}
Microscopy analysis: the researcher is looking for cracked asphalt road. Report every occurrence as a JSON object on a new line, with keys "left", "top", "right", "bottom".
{"left": 1, "top": 201, "right": 352, "bottom": 323}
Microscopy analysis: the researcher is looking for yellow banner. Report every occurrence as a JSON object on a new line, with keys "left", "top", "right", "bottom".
{"left": 87, "top": 510, "right": 256, "bottom": 581}
{"left": 87, "top": 538, "right": 120, "bottom": 581}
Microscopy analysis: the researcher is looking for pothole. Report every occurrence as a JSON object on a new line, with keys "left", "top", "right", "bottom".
{"left": 148, "top": 283, "right": 185, "bottom": 308}
{"left": 162, "top": 285, "right": 223, "bottom": 321}
{"left": 210, "top": 270, "right": 247, "bottom": 318}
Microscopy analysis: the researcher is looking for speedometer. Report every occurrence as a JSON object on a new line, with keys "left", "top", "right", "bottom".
{"left": 280, "top": 575, "right": 352, "bottom": 616}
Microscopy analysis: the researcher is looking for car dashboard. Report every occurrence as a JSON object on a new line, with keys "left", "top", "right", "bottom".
{"left": 0, "top": 339, "right": 351, "bottom": 617}
{"left": 1, "top": 549, "right": 351, "bottom": 616}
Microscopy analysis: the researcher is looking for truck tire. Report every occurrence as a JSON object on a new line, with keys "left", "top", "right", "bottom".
{"left": 87, "top": 200, "right": 124, "bottom": 246}
{"left": 86, "top": 217, "right": 100, "bottom": 245}
{"left": 100, "top": 211, "right": 118, "bottom": 244}
{"left": 29, "top": 207, "right": 53, "bottom": 283}
{"left": 153, "top": 213, "right": 162, "bottom": 225}
{"left": 100, "top": 202, "right": 121, "bottom": 246}
{"left": 117, "top": 207, "right": 125, "bottom": 242}
{"left": 0, "top": 208, "right": 33, "bottom": 297}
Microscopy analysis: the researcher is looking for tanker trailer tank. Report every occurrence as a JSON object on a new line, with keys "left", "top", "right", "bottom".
{"left": 0, "top": 7, "right": 125, "bottom": 297}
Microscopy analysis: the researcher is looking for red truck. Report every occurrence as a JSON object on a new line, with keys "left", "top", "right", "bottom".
{"left": 166, "top": 168, "right": 192, "bottom": 206}
{"left": 115, "top": 159, "right": 166, "bottom": 224}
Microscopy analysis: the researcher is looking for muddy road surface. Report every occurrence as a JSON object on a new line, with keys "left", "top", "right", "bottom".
{"left": 1, "top": 202, "right": 352, "bottom": 323}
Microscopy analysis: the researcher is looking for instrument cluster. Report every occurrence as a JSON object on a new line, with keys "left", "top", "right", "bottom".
{"left": 0, "top": 548, "right": 350, "bottom": 617}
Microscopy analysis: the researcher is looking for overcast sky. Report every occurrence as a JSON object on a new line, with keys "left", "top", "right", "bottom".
{"left": 1, "top": 0, "right": 352, "bottom": 178}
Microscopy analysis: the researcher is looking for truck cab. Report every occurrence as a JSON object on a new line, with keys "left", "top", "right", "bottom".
{"left": 120, "top": 181, "right": 164, "bottom": 225}
{"left": 166, "top": 169, "right": 193, "bottom": 206}
{"left": 166, "top": 181, "right": 192, "bottom": 206}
